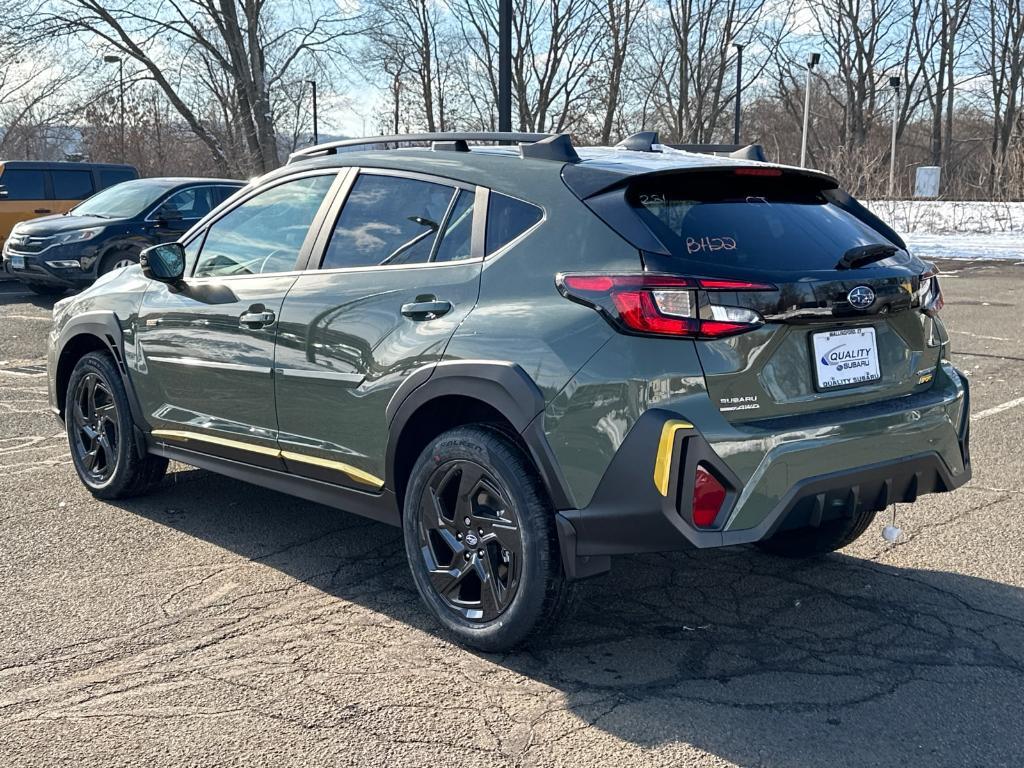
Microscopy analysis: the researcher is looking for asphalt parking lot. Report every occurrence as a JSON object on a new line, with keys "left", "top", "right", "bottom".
{"left": 1, "top": 263, "right": 1022, "bottom": 768}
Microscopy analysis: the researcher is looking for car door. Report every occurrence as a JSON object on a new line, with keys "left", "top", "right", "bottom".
{"left": 132, "top": 171, "right": 343, "bottom": 468}
{"left": 146, "top": 184, "right": 237, "bottom": 243}
{"left": 0, "top": 166, "right": 48, "bottom": 241}
{"left": 273, "top": 169, "right": 484, "bottom": 490}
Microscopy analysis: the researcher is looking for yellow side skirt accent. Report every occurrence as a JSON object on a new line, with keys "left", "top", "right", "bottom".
{"left": 653, "top": 420, "right": 694, "bottom": 496}
{"left": 151, "top": 429, "right": 385, "bottom": 491}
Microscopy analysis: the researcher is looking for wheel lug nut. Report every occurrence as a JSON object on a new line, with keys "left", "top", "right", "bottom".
{"left": 464, "top": 552, "right": 471, "bottom": 561}
{"left": 478, "top": 549, "right": 485, "bottom": 557}
{"left": 456, "top": 532, "right": 463, "bottom": 540}
{"left": 477, "top": 528, "right": 484, "bottom": 536}
{"left": 464, "top": 517, "right": 471, "bottom": 526}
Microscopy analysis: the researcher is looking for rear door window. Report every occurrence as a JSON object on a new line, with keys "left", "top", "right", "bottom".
{"left": 322, "top": 174, "right": 457, "bottom": 269}
{"left": 631, "top": 175, "right": 896, "bottom": 272}
{"left": 99, "top": 169, "right": 137, "bottom": 189}
{"left": 156, "top": 186, "right": 220, "bottom": 221}
{"left": 51, "top": 170, "right": 96, "bottom": 200}
{"left": 485, "top": 193, "right": 542, "bottom": 255}
{"left": 0, "top": 169, "right": 46, "bottom": 200}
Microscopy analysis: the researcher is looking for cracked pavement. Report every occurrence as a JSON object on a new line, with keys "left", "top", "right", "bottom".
{"left": 1, "top": 264, "right": 1022, "bottom": 767}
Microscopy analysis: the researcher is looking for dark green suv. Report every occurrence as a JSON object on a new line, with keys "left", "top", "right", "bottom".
{"left": 48, "top": 132, "right": 971, "bottom": 651}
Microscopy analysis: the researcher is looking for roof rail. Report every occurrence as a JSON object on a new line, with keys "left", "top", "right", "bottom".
{"left": 287, "top": 132, "right": 559, "bottom": 164}
{"left": 669, "top": 143, "right": 767, "bottom": 162}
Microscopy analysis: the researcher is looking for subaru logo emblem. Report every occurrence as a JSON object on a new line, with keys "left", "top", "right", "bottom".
{"left": 464, "top": 532, "right": 479, "bottom": 547}
{"left": 847, "top": 285, "right": 875, "bottom": 310}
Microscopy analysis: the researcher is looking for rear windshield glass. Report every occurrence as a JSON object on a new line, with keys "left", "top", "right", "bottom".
{"left": 631, "top": 175, "right": 897, "bottom": 271}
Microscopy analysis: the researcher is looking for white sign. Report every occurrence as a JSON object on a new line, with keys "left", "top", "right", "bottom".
{"left": 915, "top": 166, "right": 941, "bottom": 198}
{"left": 812, "top": 327, "right": 881, "bottom": 390}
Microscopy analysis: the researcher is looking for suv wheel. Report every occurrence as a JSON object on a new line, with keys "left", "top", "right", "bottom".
{"left": 66, "top": 352, "right": 168, "bottom": 499}
{"left": 755, "top": 507, "right": 877, "bottom": 557}
{"left": 100, "top": 250, "right": 138, "bottom": 275}
{"left": 403, "top": 425, "right": 572, "bottom": 651}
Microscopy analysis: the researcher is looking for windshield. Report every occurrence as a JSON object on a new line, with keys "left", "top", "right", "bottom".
{"left": 72, "top": 179, "right": 171, "bottom": 218}
{"left": 631, "top": 174, "right": 900, "bottom": 272}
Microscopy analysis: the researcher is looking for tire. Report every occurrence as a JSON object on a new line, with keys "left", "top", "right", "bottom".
{"left": 755, "top": 507, "right": 877, "bottom": 557}
{"left": 99, "top": 249, "right": 138, "bottom": 275}
{"left": 403, "top": 425, "right": 573, "bottom": 652}
{"left": 65, "top": 351, "right": 168, "bottom": 500}
{"left": 26, "top": 282, "right": 67, "bottom": 296}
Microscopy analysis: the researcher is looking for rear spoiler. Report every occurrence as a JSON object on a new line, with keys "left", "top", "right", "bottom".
{"left": 562, "top": 164, "right": 907, "bottom": 256}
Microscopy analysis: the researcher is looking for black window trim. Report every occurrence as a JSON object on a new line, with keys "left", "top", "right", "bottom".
{"left": 183, "top": 168, "right": 347, "bottom": 281}
{"left": 303, "top": 166, "right": 487, "bottom": 274}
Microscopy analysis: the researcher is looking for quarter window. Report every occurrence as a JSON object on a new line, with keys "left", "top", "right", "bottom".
{"left": 322, "top": 174, "right": 458, "bottom": 269}
{"left": 193, "top": 174, "right": 335, "bottom": 278}
{"left": 156, "top": 186, "right": 221, "bottom": 221}
{"left": 0, "top": 169, "right": 46, "bottom": 200}
{"left": 51, "top": 170, "right": 95, "bottom": 200}
{"left": 485, "top": 193, "right": 542, "bottom": 255}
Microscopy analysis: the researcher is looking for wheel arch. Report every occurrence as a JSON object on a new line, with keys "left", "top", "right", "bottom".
{"left": 385, "top": 361, "right": 576, "bottom": 514}
{"left": 53, "top": 313, "right": 148, "bottom": 458}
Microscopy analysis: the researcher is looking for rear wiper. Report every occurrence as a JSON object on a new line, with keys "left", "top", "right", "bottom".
{"left": 835, "top": 243, "right": 899, "bottom": 270}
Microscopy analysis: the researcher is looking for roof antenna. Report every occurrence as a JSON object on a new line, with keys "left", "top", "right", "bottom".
{"left": 615, "top": 131, "right": 660, "bottom": 152}
{"left": 519, "top": 134, "right": 580, "bottom": 163}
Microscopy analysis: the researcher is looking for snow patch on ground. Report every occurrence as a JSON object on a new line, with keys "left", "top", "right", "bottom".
{"left": 864, "top": 200, "right": 1024, "bottom": 261}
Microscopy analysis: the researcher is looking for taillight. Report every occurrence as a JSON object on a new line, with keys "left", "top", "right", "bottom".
{"left": 916, "top": 269, "right": 944, "bottom": 315}
{"left": 692, "top": 464, "right": 726, "bottom": 528}
{"left": 556, "top": 272, "right": 775, "bottom": 339}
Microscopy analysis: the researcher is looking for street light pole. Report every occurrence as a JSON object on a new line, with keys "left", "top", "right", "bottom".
{"left": 103, "top": 55, "right": 125, "bottom": 164}
{"left": 498, "top": 0, "right": 512, "bottom": 133}
{"left": 800, "top": 52, "right": 820, "bottom": 168}
{"left": 733, "top": 43, "right": 744, "bottom": 145}
{"left": 307, "top": 80, "right": 319, "bottom": 145}
{"left": 888, "top": 76, "right": 901, "bottom": 199}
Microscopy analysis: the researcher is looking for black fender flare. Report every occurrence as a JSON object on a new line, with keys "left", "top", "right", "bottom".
{"left": 54, "top": 311, "right": 149, "bottom": 458}
{"left": 384, "top": 360, "right": 576, "bottom": 511}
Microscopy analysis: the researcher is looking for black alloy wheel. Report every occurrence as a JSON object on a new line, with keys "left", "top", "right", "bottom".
{"left": 70, "top": 371, "right": 119, "bottom": 484}
{"left": 418, "top": 459, "right": 523, "bottom": 622}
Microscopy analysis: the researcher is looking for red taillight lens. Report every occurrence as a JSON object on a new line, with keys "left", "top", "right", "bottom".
{"left": 734, "top": 167, "right": 783, "bottom": 177}
{"left": 692, "top": 464, "right": 726, "bottom": 528}
{"left": 557, "top": 273, "right": 774, "bottom": 339}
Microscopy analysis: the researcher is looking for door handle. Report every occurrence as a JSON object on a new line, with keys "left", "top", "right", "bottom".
{"left": 401, "top": 300, "right": 452, "bottom": 320}
{"left": 34, "top": 208, "right": 52, "bottom": 214}
{"left": 239, "top": 309, "right": 276, "bottom": 328}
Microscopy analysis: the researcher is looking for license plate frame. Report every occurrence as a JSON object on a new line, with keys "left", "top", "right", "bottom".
{"left": 811, "top": 326, "right": 881, "bottom": 392}
{"left": 9, "top": 255, "right": 25, "bottom": 270}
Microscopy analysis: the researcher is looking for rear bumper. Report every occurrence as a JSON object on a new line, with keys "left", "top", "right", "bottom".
{"left": 556, "top": 363, "right": 970, "bottom": 578}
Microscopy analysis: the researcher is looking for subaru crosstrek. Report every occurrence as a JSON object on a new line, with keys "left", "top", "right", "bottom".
{"left": 47, "top": 132, "right": 971, "bottom": 651}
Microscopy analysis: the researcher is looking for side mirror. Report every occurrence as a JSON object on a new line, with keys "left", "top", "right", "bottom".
{"left": 140, "top": 242, "right": 185, "bottom": 285}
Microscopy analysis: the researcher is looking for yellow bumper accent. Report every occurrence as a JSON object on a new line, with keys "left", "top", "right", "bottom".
{"left": 653, "top": 420, "right": 694, "bottom": 496}
{"left": 151, "top": 429, "right": 384, "bottom": 490}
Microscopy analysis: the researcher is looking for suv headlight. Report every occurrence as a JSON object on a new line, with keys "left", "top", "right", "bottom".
{"left": 54, "top": 228, "right": 103, "bottom": 245}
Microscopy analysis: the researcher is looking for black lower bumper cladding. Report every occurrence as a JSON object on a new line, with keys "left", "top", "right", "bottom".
{"left": 556, "top": 397, "right": 971, "bottom": 580}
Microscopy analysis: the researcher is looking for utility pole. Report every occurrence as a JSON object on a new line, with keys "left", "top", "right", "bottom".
{"left": 498, "top": 0, "right": 512, "bottom": 133}
{"left": 733, "top": 43, "right": 744, "bottom": 145}
{"left": 889, "top": 76, "right": 901, "bottom": 199}
{"left": 307, "top": 80, "right": 319, "bottom": 145}
{"left": 103, "top": 55, "right": 125, "bottom": 164}
{"left": 800, "top": 53, "right": 820, "bottom": 168}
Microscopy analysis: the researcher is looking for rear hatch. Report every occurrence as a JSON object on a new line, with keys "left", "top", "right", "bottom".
{"left": 571, "top": 165, "right": 945, "bottom": 422}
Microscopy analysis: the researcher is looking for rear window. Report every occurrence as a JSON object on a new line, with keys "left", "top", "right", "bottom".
{"left": 486, "top": 193, "right": 542, "bottom": 255}
{"left": 0, "top": 169, "right": 45, "bottom": 200}
{"left": 51, "top": 169, "right": 95, "bottom": 200}
{"left": 99, "top": 169, "right": 137, "bottom": 189}
{"left": 631, "top": 175, "right": 896, "bottom": 271}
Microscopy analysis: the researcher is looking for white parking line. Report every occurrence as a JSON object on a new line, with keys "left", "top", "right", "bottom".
{"left": 973, "top": 396, "right": 1024, "bottom": 420}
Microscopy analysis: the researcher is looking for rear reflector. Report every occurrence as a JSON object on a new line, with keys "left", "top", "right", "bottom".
{"left": 557, "top": 272, "right": 775, "bottom": 339}
{"left": 693, "top": 464, "right": 726, "bottom": 528}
